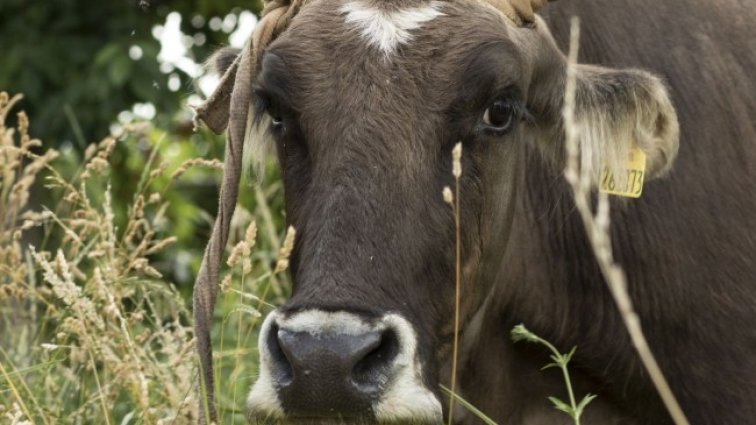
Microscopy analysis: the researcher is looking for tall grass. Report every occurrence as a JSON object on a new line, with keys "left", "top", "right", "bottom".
{"left": 560, "top": 20, "right": 689, "bottom": 425}
{"left": 0, "top": 92, "right": 288, "bottom": 424}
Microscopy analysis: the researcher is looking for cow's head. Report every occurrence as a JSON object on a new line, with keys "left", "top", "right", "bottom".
{"left": 195, "top": 0, "right": 679, "bottom": 423}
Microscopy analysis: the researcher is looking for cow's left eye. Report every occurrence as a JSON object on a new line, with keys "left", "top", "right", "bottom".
{"left": 265, "top": 100, "right": 284, "bottom": 131}
{"left": 482, "top": 98, "right": 516, "bottom": 133}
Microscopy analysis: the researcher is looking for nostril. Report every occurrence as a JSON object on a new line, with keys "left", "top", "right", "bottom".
{"left": 266, "top": 323, "right": 293, "bottom": 386}
{"left": 351, "top": 328, "right": 399, "bottom": 392}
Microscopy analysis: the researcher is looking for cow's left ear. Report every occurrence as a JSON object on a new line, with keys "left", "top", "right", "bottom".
{"left": 525, "top": 24, "right": 679, "bottom": 181}
{"left": 570, "top": 66, "right": 680, "bottom": 180}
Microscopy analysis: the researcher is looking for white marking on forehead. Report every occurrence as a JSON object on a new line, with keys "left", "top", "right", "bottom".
{"left": 340, "top": 1, "right": 445, "bottom": 56}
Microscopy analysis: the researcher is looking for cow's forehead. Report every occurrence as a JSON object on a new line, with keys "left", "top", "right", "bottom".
{"left": 268, "top": 0, "right": 519, "bottom": 75}
{"left": 257, "top": 0, "right": 528, "bottom": 164}
{"left": 263, "top": 0, "right": 525, "bottom": 112}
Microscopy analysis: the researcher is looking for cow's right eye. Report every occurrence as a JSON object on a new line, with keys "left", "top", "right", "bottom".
{"left": 484, "top": 100, "right": 514, "bottom": 127}
{"left": 481, "top": 98, "right": 516, "bottom": 134}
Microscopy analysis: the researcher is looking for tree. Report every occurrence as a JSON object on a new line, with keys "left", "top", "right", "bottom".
{"left": 0, "top": 0, "right": 262, "bottom": 147}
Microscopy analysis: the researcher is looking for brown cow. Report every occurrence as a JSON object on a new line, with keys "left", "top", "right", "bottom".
{"left": 194, "top": 0, "right": 756, "bottom": 423}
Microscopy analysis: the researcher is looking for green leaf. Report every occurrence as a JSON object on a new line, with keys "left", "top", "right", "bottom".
{"left": 564, "top": 346, "right": 577, "bottom": 363}
{"left": 511, "top": 323, "right": 535, "bottom": 342}
{"left": 575, "top": 393, "right": 598, "bottom": 417}
{"left": 440, "top": 385, "right": 499, "bottom": 425}
{"left": 548, "top": 396, "right": 574, "bottom": 415}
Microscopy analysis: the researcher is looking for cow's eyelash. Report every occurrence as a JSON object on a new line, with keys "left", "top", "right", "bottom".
{"left": 484, "top": 97, "right": 532, "bottom": 123}
{"left": 514, "top": 101, "right": 534, "bottom": 125}
{"left": 253, "top": 93, "right": 273, "bottom": 125}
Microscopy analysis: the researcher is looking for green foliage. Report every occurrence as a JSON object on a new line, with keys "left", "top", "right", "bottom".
{"left": 0, "top": 0, "right": 262, "bottom": 148}
{"left": 440, "top": 385, "right": 499, "bottom": 425}
{"left": 511, "top": 324, "right": 597, "bottom": 425}
{"left": 0, "top": 1, "right": 290, "bottom": 422}
{"left": 0, "top": 92, "right": 289, "bottom": 424}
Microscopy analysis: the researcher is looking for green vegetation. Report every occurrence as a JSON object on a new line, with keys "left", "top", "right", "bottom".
{"left": 0, "top": 0, "right": 262, "bottom": 147}
{"left": 0, "top": 92, "right": 288, "bottom": 424}
{"left": 511, "top": 324, "right": 597, "bottom": 425}
{"left": 0, "top": 4, "right": 302, "bottom": 423}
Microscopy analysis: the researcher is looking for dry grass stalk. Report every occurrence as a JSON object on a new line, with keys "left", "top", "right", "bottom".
{"left": 561, "top": 20, "right": 690, "bottom": 425}
{"left": 445, "top": 142, "right": 463, "bottom": 425}
{"left": 0, "top": 92, "right": 197, "bottom": 424}
{"left": 274, "top": 225, "right": 296, "bottom": 274}
{"left": 2, "top": 402, "right": 33, "bottom": 425}
{"left": 219, "top": 214, "right": 290, "bottom": 423}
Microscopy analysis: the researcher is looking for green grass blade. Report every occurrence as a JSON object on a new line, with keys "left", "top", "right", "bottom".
{"left": 440, "top": 384, "right": 498, "bottom": 425}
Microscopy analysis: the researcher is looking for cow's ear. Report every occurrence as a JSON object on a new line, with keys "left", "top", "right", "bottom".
{"left": 567, "top": 66, "right": 680, "bottom": 180}
{"left": 525, "top": 25, "right": 679, "bottom": 181}
{"left": 194, "top": 47, "right": 243, "bottom": 134}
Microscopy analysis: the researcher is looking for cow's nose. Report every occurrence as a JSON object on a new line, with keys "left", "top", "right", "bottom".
{"left": 248, "top": 310, "right": 443, "bottom": 423}
{"left": 263, "top": 321, "right": 399, "bottom": 417}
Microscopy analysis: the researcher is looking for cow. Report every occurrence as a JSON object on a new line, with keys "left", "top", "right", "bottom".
{"left": 192, "top": 0, "right": 756, "bottom": 424}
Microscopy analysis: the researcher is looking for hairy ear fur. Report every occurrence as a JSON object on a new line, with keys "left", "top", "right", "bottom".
{"left": 523, "top": 19, "right": 679, "bottom": 183}
{"left": 208, "top": 47, "right": 241, "bottom": 75}
{"left": 570, "top": 66, "right": 679, "bottom": 180}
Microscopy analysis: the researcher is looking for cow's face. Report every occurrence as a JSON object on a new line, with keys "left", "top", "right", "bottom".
{"left": 240, "top": 0, "right": 678, "bottom": 423}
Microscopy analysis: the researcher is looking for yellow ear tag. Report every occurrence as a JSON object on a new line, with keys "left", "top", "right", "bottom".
{"left": 599, "top": 146, "right": 647, "bottom": 198}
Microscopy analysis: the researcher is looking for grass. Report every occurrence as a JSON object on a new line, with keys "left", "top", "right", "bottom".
{"left": 0, "top": 92, "right": 289, "bottom": 424}
{"left": 444, "top": 142, "right": 463, "bottom": 425}
{"left": 560, "top": 20, "right": 689, "bottom": 425}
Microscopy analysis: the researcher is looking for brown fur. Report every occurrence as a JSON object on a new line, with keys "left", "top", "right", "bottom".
{"left": 199, "top": 0, "right": 755, "bottom": 423}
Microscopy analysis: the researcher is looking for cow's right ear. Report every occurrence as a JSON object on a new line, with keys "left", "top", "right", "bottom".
{"left": 194, "top": 47, "right": 243, "bottom": 134}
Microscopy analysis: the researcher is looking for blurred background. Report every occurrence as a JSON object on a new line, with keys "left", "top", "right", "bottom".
{"left": 0, "top": 0, "right": 279, "bottom": 288}
{"left": 1, "top": 0, "right": 262, "bottom": 144}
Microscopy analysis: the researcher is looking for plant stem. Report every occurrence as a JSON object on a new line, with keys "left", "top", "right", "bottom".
{"left": 561, "top": 17, "right": 689, "bottom": 425}
{"left": 560, "top": 364, "right": 579, "bottom": 425}
{"left": 448, "top": 153, "right": 462, "bottom": 425}
{"left": 530, "top": 332, "right": 580, "bottom": 424}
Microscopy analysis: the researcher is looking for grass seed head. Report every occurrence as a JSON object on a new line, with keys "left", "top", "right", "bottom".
{"left": 443, "top": 186, "right": 454, "bottom": 205}
{"left": 452, "top": 142, "right": 462, "bottom": 178}
{"left": 275, "top": 225, "right": 297, "bottom": 273}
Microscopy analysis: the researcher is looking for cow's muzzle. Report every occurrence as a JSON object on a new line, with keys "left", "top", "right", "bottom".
{"left": 247, "top": 309, "right": 442, "bottom": 424}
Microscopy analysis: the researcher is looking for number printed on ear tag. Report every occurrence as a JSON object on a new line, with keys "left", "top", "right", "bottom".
{"left": 599, "top": 146, "right": 647, "bottom": 198}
